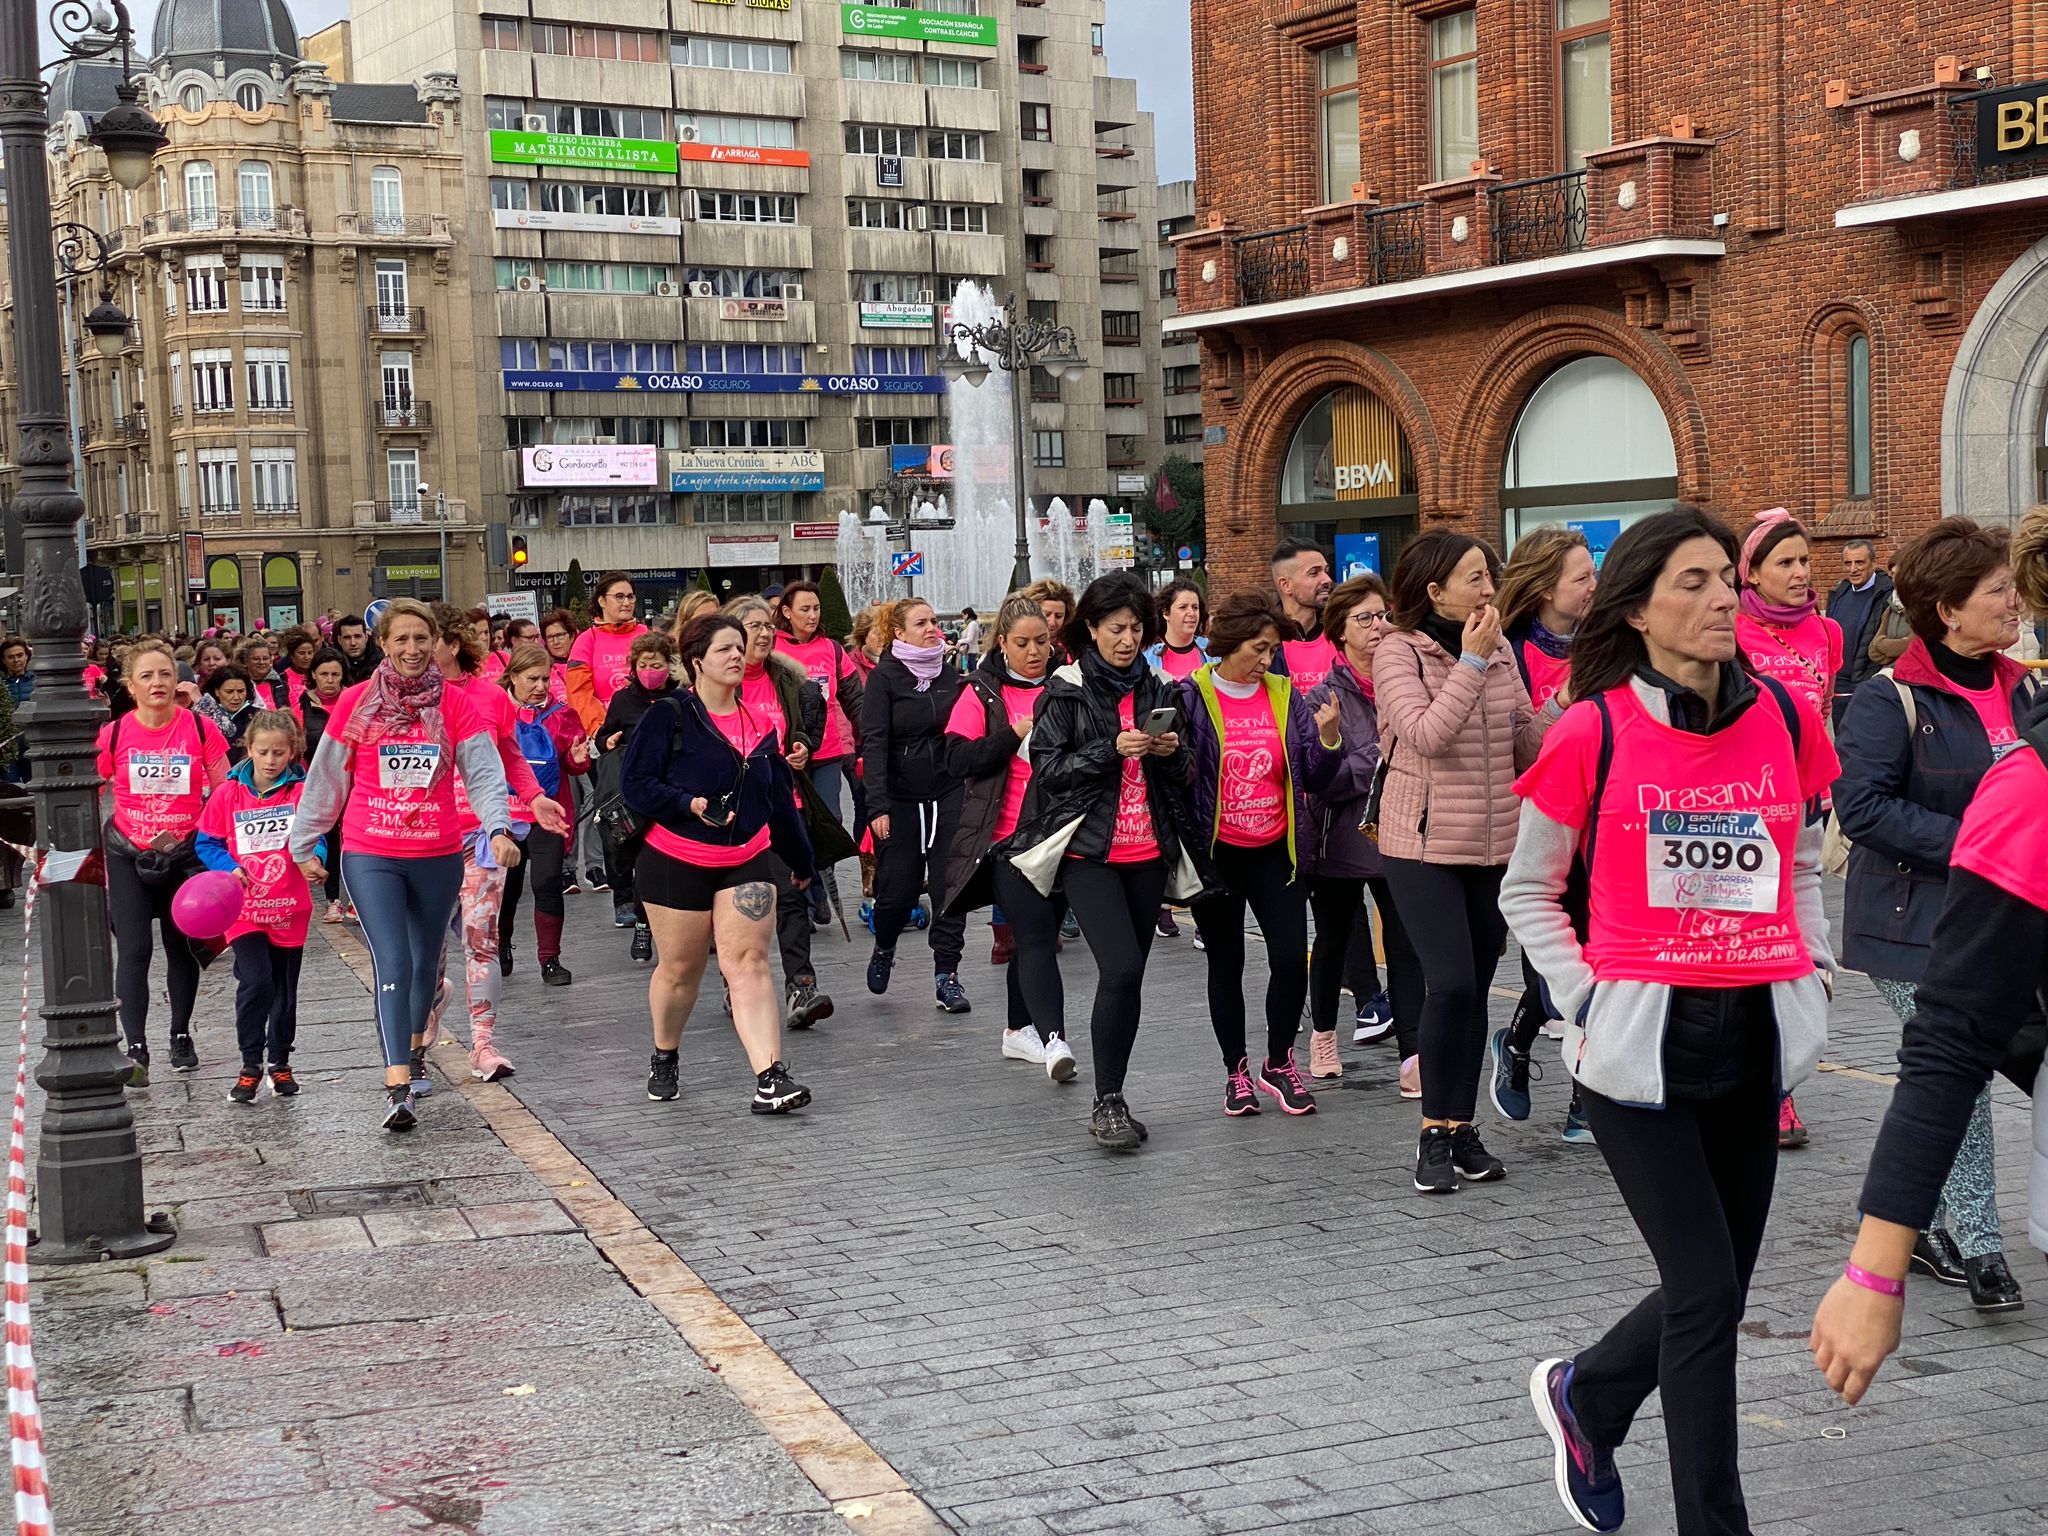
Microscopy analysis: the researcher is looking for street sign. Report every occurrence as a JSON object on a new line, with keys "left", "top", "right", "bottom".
{"left": 892, "top": 551, "right": 925, "bottom": 578}
{"left": 363, "top": 598, "right": 391, "bottom": 629}
{"left": 1178, "top": 546, "right": 1193, "bottom": 561}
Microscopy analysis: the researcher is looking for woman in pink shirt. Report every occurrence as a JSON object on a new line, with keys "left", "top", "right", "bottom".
{"left": 775, "top": 580, "right": 864, "bottom": 922}
{"left": 567, "top": 572, "right": 648, "bottom": 736}
{"left": 96, "top": 640, "right": 231, "bottom": 1083}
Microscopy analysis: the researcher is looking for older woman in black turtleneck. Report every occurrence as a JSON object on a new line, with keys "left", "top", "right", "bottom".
{"left": 1833, "top": 515, "right": 2031, "bottom": 1314}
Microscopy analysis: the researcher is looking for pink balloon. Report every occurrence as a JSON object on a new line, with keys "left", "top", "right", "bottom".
{"left": 172, "top": 871, "right": 244, "bottom": 941}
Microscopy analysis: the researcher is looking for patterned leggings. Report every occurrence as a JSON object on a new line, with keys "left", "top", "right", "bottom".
{"left": 427, "top": 846, "right": 507, "bottom": 1047}
{"left": 1872, "top": 977, "right": 2003, "bottom": 1259}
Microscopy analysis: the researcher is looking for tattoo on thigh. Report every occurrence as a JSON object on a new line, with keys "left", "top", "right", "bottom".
{"left": 732, "top": 881, "right": 775, "bottom": 920}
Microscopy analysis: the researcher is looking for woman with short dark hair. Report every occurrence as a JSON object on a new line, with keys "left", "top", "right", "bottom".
{"left": 1145, "top": 578, "right": 1210, "bottom": 680}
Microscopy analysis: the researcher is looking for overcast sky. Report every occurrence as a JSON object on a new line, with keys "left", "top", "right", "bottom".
{"left": 88, "top": 0, "right": 1195, "bottom": 181}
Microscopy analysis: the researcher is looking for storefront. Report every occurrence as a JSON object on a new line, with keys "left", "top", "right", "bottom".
{"left": 1276, "top": 385, "right": 1419, "bottom": 576}
{"left": 1501, "top": 355, "right": 1678, "bottom": 560}
{"left": 513, "top": 566, "right": 696, "bottom": 622}
{"left": 262, "top": 554, "right": 303, "bottom": 630}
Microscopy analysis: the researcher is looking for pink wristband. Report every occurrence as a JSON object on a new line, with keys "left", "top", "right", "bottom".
{"left": 1843, "top": 1261, "right": 1905, "bottom": 1298}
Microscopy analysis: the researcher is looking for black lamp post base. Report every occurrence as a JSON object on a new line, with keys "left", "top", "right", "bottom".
{"left": 34, "top": 1216, "right": 176, "bottom": 1265}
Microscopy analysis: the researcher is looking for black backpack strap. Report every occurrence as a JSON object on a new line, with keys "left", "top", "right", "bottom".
{"left": 1753, "top": 674, "right": 1820, "bottom": 820}
{"left": 1581, "top": 693, "right": 1615, "bottom": 875}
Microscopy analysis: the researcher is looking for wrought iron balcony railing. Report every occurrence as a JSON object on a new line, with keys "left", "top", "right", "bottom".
{"left": 1489, "top": 170, "right": 1588, "bottom": 266}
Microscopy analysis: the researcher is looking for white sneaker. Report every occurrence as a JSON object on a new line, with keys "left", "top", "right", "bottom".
{"left": 1044, "top": 1035, "right": 1077, "bottom": 1082}
{"left": 1541, "top": 1020, "right": 1565, "bottom": 1040}
{"left": 1001, "top": 1026, "right": 1047, "bottom": 1064}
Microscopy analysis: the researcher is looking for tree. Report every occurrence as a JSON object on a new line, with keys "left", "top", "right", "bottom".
{"left": 694, "top": 568, "right": 714, "bottom": 593}
{"left": 1146, "top": 456, "right": 1205, "bottom": 563}
{"left": 562, "top": 558, "right": 588, "bottom": 621}
{"left": 818, "top": 565, "right": 854, "bottom": 640}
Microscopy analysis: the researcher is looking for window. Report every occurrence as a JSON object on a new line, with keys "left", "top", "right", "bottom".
{"left": 1501, "top": 356, "right": 1678, "bottom": 546}
{"left": 1557, "top": 0, "right": 1611, "bottom": 169}
{"left": 498, "top": 259, "right": 672, "bottom": 293}
{"left": 679, "top": 113, "right": 797, "bottom": 149}
{"left": 180, "top": 83, "right": 205, "bottom": 113}
{"left": 682, "top": 266, "right": 801, "bottom": 298}
{"left": 191, "top": 349, "right": 234, "bottom": 412}
{"left": 246, "top": 349, "right": 292, "bottom": 411}
{"left": 1167, "top": 414, "right": 1203, "bottom": 445}
{"left": 1430, "top": 9, "right": 1480, "bottom": 183}
{"left": 237, "top": 161, "right": 274, "bottom": 225}
{"left": 175, "top": 452, "right": 191, "bottom": 514}
{"left": 1319, "top": 42, "right": 1361, "bottom": 204}
{"left": 481, "top": 16, "right": 520, "bottom": 49}
{"left": 856, "top": 346, "right": 928, "bottom": 376}
{"left": 197, "top": 448, "right": 239, "bottom": 517}
{"left": 489, "top": 178, "right": 529, "bottom": 210}
{"left": 857, "top": 418, "right": 933, "bottom": 448}
{"left": 534, "top": 24, "right": 663, "bottom": 60}
{"left": 1165, "top": 363, "right": 1201, "bottom": 395}
{"left": 853, "top": 271, "right": 931, "bottom": 302}
{"left": 1104, "top": 373, "right": 1140, "bottom": 404}
{"left": 1847, "top": 332, "right": 1872, "bottom": 499}
{"left": 485, "top": 96, "right": 525, "bottom": 130}
{"left": 1092, "top": 22, "right": 1105, "bottom": 53}
{"left": 370, "top": 167, "right": 404, "bottom": 231}
{"left": 182, "top": 160, "right": 217, "bottom": 223}
{"left": 695, "top": 192, "right": 799, "bottom": 225}
{"left": 926, "top": 57, "right": 981, "bottom": 88}
{"left": 510, "top": 494, "right": 545, "bottom": 527}
{"left": 553, "top": 417, "right": 683, "bottom": 447}
{"left": 185, "top": 255, "right": 229, "bottom": 313}
{"left": 689, "top": 419, "right": 809, "bottom": 448}
{"left": 1103, "top": 312, "right": 1141, "bottom": 341}
{"left": 847, "top": 198, "right": 911, "bottom": 230}
{"left": 846, "top": 125, "right": 918, "bottom": 156}
{"left": 249, "top": 448, "right": 297, "bottom": 512}
{"left": 536, "top": 183, "right": 671, "bottom": 218}
{"left": 1020, "top": 103, "right": 1051, "bottom": 142}
{"left": 842, "top": 50, "right": 917, "bottom": 83}
{"left": 1159, "top": 267, "right": 1178, "bottom": 297}
{"left": 540, "top": 102, "right": 667, "bottom": 139}
{"left": 1031, "top": 431, "right": 1065, "bottom": 468}
{"left": 561, "top": 494, "right": 665, "bottom": 527}
{"left": 374, "top": 259, "right": 409, "bottom": 319}
{"left": 386, "top": 449, "right": 421, "bottom": 511}
{"left": 672, "top": 36, "right": 792, "bottom": 72}
{"left": 1024, "top": 169, "right": 1050, "bottom": 203}
{"left": 506, "top": 417, "right": 542, "bottom": 450}
{"left": 932, "top": 203, "right": 988, "bottom": 234}
{"left": 501, "top": 338, "right": 542, "bottom": 369}
{"left": 381, "top": 352, "right": 415, "bottom": 410}
{"left": 694, "top": 492, "right": 798, "bottom": 525}
{"left": 235, "top": 81, "right": 265, "bottom": 112}
{"left": 543, "top": 340, "right": 678, "bottom": 371}
{"left": 686, "top": 343, "right": 808, "bottom": 374}
{"left": 927, "top": 130, "right": 985, "bottom": 161}
{"left": 168, "top": 352, "right": 183, "bottom": 411}
{"left": 1025, "top": 234, "right": 1052, "bottom": 269}
{"left": 240, "top": 260, "right": 285, "bottom": 317}
{"left": 1030, "top": 365, "right": 1061, "bottom": 400}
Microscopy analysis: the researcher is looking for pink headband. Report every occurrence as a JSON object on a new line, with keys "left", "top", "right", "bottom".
{"left": 1738, "top": 508, "right": 1797, "bottom": 583}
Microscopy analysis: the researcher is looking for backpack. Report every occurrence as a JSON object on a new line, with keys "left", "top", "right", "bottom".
{"left": 515, "top": 702, "right": 564, "bottom": 799}
{"left": 1820, "top": 670, "right": 1918, "bottom": 879}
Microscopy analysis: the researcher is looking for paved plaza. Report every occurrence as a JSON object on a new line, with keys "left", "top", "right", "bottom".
{"left": 23, "top": 877, "right": 2048, "bottom": 1534}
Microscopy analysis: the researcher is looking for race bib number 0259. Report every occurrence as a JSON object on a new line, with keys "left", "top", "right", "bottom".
{"left": 1645, "top": 810, "right": 1779, "bottom": 914}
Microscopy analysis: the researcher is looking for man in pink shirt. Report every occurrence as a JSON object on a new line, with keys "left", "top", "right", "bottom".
{"left": 1272, "top": 539, "right": 1337, "bottom": 689}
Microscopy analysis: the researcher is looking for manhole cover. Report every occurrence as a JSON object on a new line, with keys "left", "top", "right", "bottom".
{"left": 288, "top": 1181, "right": 435, "bottom": 1217}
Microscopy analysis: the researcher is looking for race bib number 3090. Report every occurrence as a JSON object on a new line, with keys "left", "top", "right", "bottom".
{"left": 1645, "top": 810, "right": 1779, "bottom": 914}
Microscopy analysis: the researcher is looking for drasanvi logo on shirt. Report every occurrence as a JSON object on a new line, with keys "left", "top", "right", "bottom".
{"left": 1635, "top": 763, "right": 1777, "bottom": 814}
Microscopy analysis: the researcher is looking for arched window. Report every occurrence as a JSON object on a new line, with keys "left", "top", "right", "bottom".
{"left": 1502, "top": 354, "right": 1677, "bottom": 555}
{"left": 1809, "top": 309, "right": 1875, "bottom": 509}
{"left": 1278, "top": 385, "right": 1418, "bottom": 575}
{"left": 370, "top": 166, "right": 404, "bottom": 232}
{"left": 179, "top": 83, "right": 205, "bottom": 113}
{"left": 234, "top": 81, "right": 265, "bottom": 112}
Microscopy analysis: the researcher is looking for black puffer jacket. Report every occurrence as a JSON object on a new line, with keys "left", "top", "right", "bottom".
{"left": 937, "top": 653, "right": 1045, "bottom": 913}
{"left": 860, "top": 651, "right": 963, "bottom": 806}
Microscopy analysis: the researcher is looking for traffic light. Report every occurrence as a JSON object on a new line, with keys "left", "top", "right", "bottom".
{"left": 511, "top": 535, "right": 529, "bottom": 568}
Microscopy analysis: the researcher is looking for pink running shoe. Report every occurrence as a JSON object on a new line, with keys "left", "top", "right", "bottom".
{"left": 1257, "top": 1050, "right": 1318, "bottom": 1114}
{"left": 1399, "top": 1054, "right": 1422, "bottom": 1100}
{"left": 1308, "top": 1030, "right": 1343, "bottom": 1080}
{"left": 1224, "top": 1059, "right": 1260, "bottom": 1117}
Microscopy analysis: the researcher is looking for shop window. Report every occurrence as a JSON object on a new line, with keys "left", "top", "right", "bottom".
{"left": 1319, "top": 41, "right": 1360, "bottom": 204}
{"left": 1501, "top": 355, "right": 1677, "bottom": 553}
{"left": 1281, "top": 387, "right": 1414, "bottom": 506}
{"left": 1430, "top": 10, "right": 1479, "bottom": 182}
{"left": 263, "top": 554, "right": 302, "bottom": 629}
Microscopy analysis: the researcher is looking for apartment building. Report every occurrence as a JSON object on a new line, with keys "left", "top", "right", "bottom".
{"left": 1155, "top": 178, "right": 1201, "bottom": 469}
{"left": 344, "top": 0, "right": 1165, "bottom": 613}
{"left": 5, "top": 0, "right": 482, "bottom": 630}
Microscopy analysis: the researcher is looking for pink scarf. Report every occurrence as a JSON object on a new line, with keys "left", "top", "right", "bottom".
{"left": 891, "top": 638, "right": 946, "bottom": 691}
{"left": 341, "top": 658, "right": 453, "bottom": 785}
{"left": 1737, "top": 507, "right": 1819, "bottom": 625}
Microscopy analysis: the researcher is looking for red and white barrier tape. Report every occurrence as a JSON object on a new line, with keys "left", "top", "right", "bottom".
{"left": 6, "top": 854, "right": 50, "bottom": 1536}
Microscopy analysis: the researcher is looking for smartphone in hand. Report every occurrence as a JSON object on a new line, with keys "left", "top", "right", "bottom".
{"left": 1142, "top": 707, "right": 1179, "bottom": 737}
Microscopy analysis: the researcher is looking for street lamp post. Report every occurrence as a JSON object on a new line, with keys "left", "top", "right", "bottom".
{"left": 1, "top": 0, "right": 173, "bottom": 1259}
{"left": 938, "top": 293, "right": 1088, "bottom": 592}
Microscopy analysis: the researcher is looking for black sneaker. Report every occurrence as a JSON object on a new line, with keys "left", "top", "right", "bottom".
{"left": 381, "top": 1084, "right": 417, "bottom": 1132}
{"left": 498, "top": 945, "right": 514, "bottom": 977}
{"left": 630, "top": 923, "right": 653, "bottom": 963}
{"left": 1911, "top": 1228, "right": 1969, "bottom": 1286}
{"left": 1256, "top": 1050, "right": 1318, "bottom": 1115}
{"left": 786, "top": 980, "right": 833, "bottom": 1030}
{"left": 751, "top": 1061, "right": 811, "bottom": 1115}
{"left": 126, "top": 1049, "right": 150, "bottom": 1088}
{"left": 1060, "top": 910, "right": 1080, "bottom": 940}
{"left": 168, "top": 1033, "right": 199, "bottom": 1073}
{"left": 267, "top": 1064, "right": 300, "bottom": 1097}
{"left": 541, "top": 959, "right": 573, "bottom": 987}
{"left": 934, "top": 972, "right": 971, "bottom": 1014}
{"left": 866, "top": 946, "right": 894, "bottom": 995}
{"left": 613, "top": 902, "right": 635, "bottom": 929}
{"left": 586, "top": 868, "right": 610, "bottom": 892}
{"left": 1414, "top": 1125, "right": 1459, "bottom": 1194}
{"left": 228, "top": 1067, "right": 262, "bottom": 1104}
{"left": 1091, "top": 1093, "right": 1142, "bottom": 1151}
{"left": 408, "top": 1049, "right": 434, "bottom": 1099}
{"left": 646, "top": 1051, "right": 680, "bottom": 1102}
{"left": 1451, "top": 1123, "right": 1506, "bottom": 1183}
{"left": 1965, "top": 1252, "right": 2024, "bottom": 1313}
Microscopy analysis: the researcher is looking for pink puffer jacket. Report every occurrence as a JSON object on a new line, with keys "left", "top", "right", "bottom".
{"left": 1371, "top": 627, "right": 1546, "bottom": 866}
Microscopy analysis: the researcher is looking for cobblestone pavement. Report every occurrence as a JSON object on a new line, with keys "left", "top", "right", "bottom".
{"left": 494, "top": 878, "right": 2048, "bottom": 1536}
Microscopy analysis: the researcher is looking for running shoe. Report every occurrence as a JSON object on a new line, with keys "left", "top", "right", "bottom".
{"left": 1910, "top": 1228, "right": 1968, "bottom": 1287}
{"left": 1002, "top": 1025, "right": 1048, "bottom": 1064}
{"left": 229, "top": 1068, "right": 262, "bottom": 1104}
{"left": 1413, "top": 1125, "right": 1457, "bottom": 1194}
{"left": 1223, "top": 1058, "right": 1260, "bottom": 1117}
{"left": 613, "top": 902, "right": 635, "bottom": 929}
{"left": 1530, "top": 1359, "right": 1625, "bottom": 1533}
{"left": 1561, "top": 1102, "right": 1596, "bottom": 1146}
{"left": 1060, "top": 909, "right": 1080, "bottom": 940}
{"left": 562, "top": 876, "right": 582, "bottom": 896}
{"left": 631, "top": 923, "right": 653, "bottom": 963}
{"left": 470, "top": 1038, "right": 515, "bottom": 1083}
{"left": 646, "top": 1051, "right": 680, "bottom": 1102}
{"left": 1451, "top": 1123, "right": 1506, "bottom": 1182}
{"left": 1156, "top": 906, "right": 1179, "bottom": 939}
{"left": 409, "top": 1049, "right": 433, "bottom": 1099}
{"left": 934, "top": 972, "right": 971, "bottom": 1014}
{"left": 126, "top": 1050, "right": 149, "bottom": 1089}
{"left": 1257, "top": 1050, "right": 1318, "bottom": 1114}
{"left": 268, "top": 1064, "right": 300, "bottom": 1097}
{"left": 1398, "top": 1053, "right": 1422, "bottom": 1100}
{"left": 1353, "top": 992, "right": 1393, "bottom": 1045}
{"left": 1191, "top": 932, "right": 1205, "bottom": 952}
{"left": 1091, "top": 1093, "right": 1142, "bottom": 1150}
{"left": 1778, "top": 1094, "right": 1809, "bottom": 1149}
{"left": 342, "top": 903, "right": 359, "bottom": 924}
{"left": 866, "top": 946, "right": 894, "bottom": 995}
{"left": 168, "top": 1033, "right": 199, "bottom": 1073}
{"left": 586, "top": 868, "right": 610, "bottom": 892}
{"left": 498, "top": 945, "right": 514, "bottom": 978}
{"left": 1965, "top": 1253, "right": 2024, "bottom": 1313}
{"left": 786, "top": 980, "right": 834, "bottom": 1030}
{"left": 382, "top": 1084, "right": 418, "bottom": 1132}
{"left": 1044, "top": 1035, "right": 1077, "bottom": 1082}
{"left": 1308, "top": 1029, "right": 1343, "bottom": 1080}
{"left": 541, "top": 960, "right": 573, "bottom": 987}
{"left": 750, "top": 1061, "right": 811, "bottom": 1115}
{"left": 1488, "top": 1027, "right": 1535, "bottom": 1122}
{"left": 322, "top": 902, "right": 345, "bottom": 925}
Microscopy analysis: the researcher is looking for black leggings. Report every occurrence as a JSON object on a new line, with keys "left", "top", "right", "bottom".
{"left": 324, "top": 820, "right": 344, "bottom": 903}
{"left": 770, "top": 852, "right": 817, "bottom": 988}
{"left": 993, "top": 859, "right": 1067, "bottom": 1038}
{"left": 1191, "top": 839, "right": 1309, "bottom": 1069}
{"left": 1308, "top": 873, "right": 1421, "bottom": 1057}
{"left": 604, "top": 821, "right": 646, "bottom": 919}
{"left": 499, "top": 826, "right": 567, "bottom": 948}
{"left": 872, "top": 795, "right": 966, "bottom": 975}
{"left": 1572, "top": 1015, "right": 1779, "bottom": 1536}
{"left": 108, "top": 849, "right": 204, "bottom": 1054}
{"left": 1062, "top": 858, "right": 1168, "bottom": 1097}
{"left": 229, "top": 932, "right": 302, "bottom": 1067}
{"left": 1381, "top": 857, "right": 1507, "bottom": 1121}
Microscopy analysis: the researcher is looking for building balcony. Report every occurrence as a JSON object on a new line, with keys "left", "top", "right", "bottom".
{"left": 369, "top": 305, "right": 427, "bottom": 336}
{"left": 140, "top": 205, "right": 309, "bottom": 242}
{"left": 355, "top": 497, "right": 469, "bottom": 529}
{"left": 375, "top": 399, "right": 434, "bottom": 430}
{"left": 113, "top": 413, "right": 147, "bottom": 441}
{"left": 1833, "top": 63, "right": 2048, "bottom": 226}
{"left": 1170, "top": 137, "right": 1723, "bottom": 331}
{"left": 334, "top": 213, "right": 451, "bottom": 244}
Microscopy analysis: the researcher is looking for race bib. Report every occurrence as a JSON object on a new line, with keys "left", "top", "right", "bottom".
{"left": 127, "top": 752, "right": 191, "bottom": 796}
{"left": 1646, "top": 811, "right": 1780, "bottom": 914}
{"left": 233, "top": 805, "right": 293, "bottom": 855}
{"left": 378, "top": 742, "right": 441, "bottom": 791}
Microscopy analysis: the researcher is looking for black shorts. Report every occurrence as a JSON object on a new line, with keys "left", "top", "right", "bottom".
{"left": 636, "top": 844, "right": 772, "bottom": 914}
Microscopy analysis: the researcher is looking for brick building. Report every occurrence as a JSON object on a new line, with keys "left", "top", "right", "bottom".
{"left": 1169, "top": 1, "right": 2048, "bottom": 590}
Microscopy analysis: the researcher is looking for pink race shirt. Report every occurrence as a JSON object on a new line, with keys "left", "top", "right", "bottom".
{"left": 1215, "top": 686, "right": 1287, "bottom": 848}
{"left": 946, "top": 682, "right": 1039, "bottom": 841}
{"left": 1955, "top": 681, "right": 2020, "bottom": 761}
{"left": 646, "top": 701, "right": 773, "bottom": 868}
{"left": 740, "top": 667, "right": 788, "bottom": 750}
{"left": 779, "top": 633, "right": 858, "bottom": 758}
{"left": 1513, "top": 683, "right": 1839, "bottom": 988}
{"left": 548, "top": 661, "right": 570, "bottom": 704}
{"left": 1157, "top": 643, "right": 1206, "bottom": 681}
{"left": 1107, "top": 693, "right": 1160, "bottom": 864}
{"left": 1519, "top": 641, "right": 1572, "bottom": 711}
{"left": 1282, "top": 635, "right": 1337, "bottom": 692}
{"left": 197, "top": 776, "right": 312, "bottom": 946}
{"left": 1951, "top": 746, "right": 2048, "bottom": 911}
{"left": 325, "top": 679, "right": 489, "bottom": 857}
{"left": 444, "top": 674, "right": 533, "bottom": 831}
{"left": 97, "top": 709, "right": 230, "bottom": 845}
{"left": 1736, "top": 612, "right": 1843, "bottom": 718}
{"left": 569, "top": 623, "right": 647, "bottom": 706}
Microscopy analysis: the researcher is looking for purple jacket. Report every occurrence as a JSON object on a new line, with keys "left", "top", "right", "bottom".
{"left": 1178, "top": 666, "right": 1340, "bottom": 876}
{"left": 1301, "top": 657, "right": 1383, "bottom": 879}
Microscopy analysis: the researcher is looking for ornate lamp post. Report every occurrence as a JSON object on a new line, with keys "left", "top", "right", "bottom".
{"left": 2, "top": 0, "right": 173, "bottom": 1260}
{"left": 938, "top": 293, "right": 1088, "bottom": 592}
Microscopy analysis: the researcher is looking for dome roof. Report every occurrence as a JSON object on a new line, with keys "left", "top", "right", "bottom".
{"left": 151, "top": 0, "right": 301, "bottom": 72}
{"left": 49, "top": 55, "right": 128, "bottom": 120}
